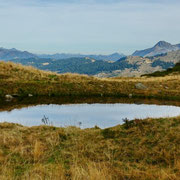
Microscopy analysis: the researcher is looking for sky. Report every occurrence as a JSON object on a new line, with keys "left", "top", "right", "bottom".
{"left": 0, "top": 0, "right": 180, "bottom": 55}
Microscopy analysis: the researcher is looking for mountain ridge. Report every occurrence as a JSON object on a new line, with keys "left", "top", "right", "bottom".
{"left": 0, "top": 47, "right": 125, "bottom": 61}
{"left": 38, "top": 52, "right": 125, "bottom": 61}
{"left": 11, "top": 50, "right": 180, "bottom": 77}
{"left": 132, "top": 41, "right": 180, "bottom": 57}
{"left": 0, "top": 47, "right": 37, "bottom": 60}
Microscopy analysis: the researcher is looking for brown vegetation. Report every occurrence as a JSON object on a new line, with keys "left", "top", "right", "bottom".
{"left": 0, "top": 116, "right": 179, "bottom": 179}
{"left": 0, "top": 61, "right": 180, "bottom": 100}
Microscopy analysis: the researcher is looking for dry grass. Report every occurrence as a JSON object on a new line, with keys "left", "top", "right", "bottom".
{"left": 0, "top": 116, "right": 179, "bottom": 179}
{"left": 0, "top": 61, "right": 180, "bottom": 100}
{"left": 0, "top": 61, "right": 92, "bottom": 82}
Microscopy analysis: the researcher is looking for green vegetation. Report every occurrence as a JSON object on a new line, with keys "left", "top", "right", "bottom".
{"left": 143, "top": 62, "right": 180, "bottom": 77}
{"left": 0, "top": 116, "right": 179, "bottom": 179}
{"left": 11, "top": 57, "right": 135, "bottom": 75}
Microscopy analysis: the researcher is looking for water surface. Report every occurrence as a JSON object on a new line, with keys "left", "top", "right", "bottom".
{"left": 0, "top": 103, "right": 180, "bottom": 129}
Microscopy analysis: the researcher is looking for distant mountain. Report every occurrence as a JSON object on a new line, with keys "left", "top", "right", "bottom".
{"left": 0, "top": 47, "right": 37, "bottom": 60}
{"left": 11, "top": 50, "right": 180, "bottom": 77}
{"left": 96, "top": 50, "right": 180, "bottom": 77}
{"left": 0, "top": 47, "right": 125, "bottom": 61}
{"left": 12, "top": 57, "right": 134, "bottom": 75}
{"left": 132, "top": 41, "right": 180, "bottom": 57}
{"left": 2, "top": 43, "right": 180, "bottom": 77}
{"left": 38, "top": 52, "right": 125, "bottom": 61}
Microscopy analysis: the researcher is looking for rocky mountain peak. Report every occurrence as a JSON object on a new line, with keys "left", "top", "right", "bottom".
{"left": 154, "top": 41, "right": 172, "bottom": 48}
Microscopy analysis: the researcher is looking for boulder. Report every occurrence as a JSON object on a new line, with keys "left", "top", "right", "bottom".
{"left": 135, "top": 83, "right": 147, "bottom": 90}
{"left": 5, "top": 94, "right": 13, "bottom": 99}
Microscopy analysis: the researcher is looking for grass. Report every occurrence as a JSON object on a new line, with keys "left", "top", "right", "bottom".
{"left": 0, "top": 116, "right": 179, "bottom": 179}
{"left": 0, "top": 61, "right": 180, "bottom": 179}
{"left": 0, "top": 61, "right": 180, "bottom": 100}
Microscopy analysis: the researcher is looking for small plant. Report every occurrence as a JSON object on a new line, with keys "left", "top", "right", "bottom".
{"left": 41, "top": 115, "right": 52, "bottom": 126}
{"left": 94, "top": 125, "right": 100, "bottom": 129}
{"left": 122, "top": 118, "right": 134, "bottom": 129}
{"left": 78, "top": 121, "right": 82, "bottom": 127}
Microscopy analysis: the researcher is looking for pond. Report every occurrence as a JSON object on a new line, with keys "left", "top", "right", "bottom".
{"left": 0, "top": 103, "right": 180, "bottom": 129}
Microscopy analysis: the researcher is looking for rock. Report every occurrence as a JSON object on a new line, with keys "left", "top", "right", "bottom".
{"left": 135, "top": 83, "right": 147, "bottom": 90}
{"left": 129, "top": 94, "right": 133, "bottom": 98}
{"left": 5, "top": 94, "right": 13, "bottom": 99}
{"left": 28, "top": 94, "right": 33, "bottom": 97}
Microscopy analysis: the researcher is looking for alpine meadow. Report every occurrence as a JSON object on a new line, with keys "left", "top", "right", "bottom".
{"left": 0, "top": 0, "right": 180, "bottom": 179}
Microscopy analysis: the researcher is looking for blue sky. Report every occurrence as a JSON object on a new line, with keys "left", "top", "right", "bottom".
{"left": 0, "top": 0, "right": 180, "bottom": 55}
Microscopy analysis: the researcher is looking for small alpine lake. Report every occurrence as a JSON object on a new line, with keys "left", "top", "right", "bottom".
{"left": 0, "top": 99, "right": 180, "bottom": 129}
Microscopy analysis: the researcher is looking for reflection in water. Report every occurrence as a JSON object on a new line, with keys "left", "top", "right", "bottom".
{"left": 0, "top": 103, "right": 180, "bottom": 129}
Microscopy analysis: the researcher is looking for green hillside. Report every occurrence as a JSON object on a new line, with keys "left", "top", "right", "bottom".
{"left": 10, "top": 50, "right": 180, "bottom": 77}
{"left": 143, "top": 62, "right": 180, "bottom": 77}
{"left": 11, "top": 57, "right": 135, "bottom": 75}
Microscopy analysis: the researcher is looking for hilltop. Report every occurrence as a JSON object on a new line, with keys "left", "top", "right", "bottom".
{"left": 0, "top": 61, "right": 180, "bottom": 100}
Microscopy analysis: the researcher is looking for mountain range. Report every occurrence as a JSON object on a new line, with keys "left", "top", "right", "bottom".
{"left": 1, "top": 41, "right": 180, "bottom": 61}
{"left": 132, "top": 41, "right": 180, "bottom": 57}
{"left": 0, "top": 47, "right": 124, "bottom": 61}
{"left": 11, "top": 50, "right": 180, "bottom": 77}
{"left": 38, "top": 52, "right": 125, "bottom": 61}
{"left": 0, "top": 47, "right": 37, "bottom": 60}
{"left": 1, "top": 41, "right": 180, "bottom": 77}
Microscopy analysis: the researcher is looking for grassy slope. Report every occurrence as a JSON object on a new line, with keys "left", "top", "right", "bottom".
{"left": 0, "top": 61, "right": 180, "bottom": 100}
{"left": 0, "top": 117, "right": 179, "bottom": 179}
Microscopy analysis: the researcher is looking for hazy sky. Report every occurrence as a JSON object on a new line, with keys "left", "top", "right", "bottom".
{"left": 0, "top": 0, "right": 180, "bottom": 55}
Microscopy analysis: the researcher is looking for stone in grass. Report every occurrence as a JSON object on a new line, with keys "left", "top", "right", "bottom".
{"left": 135, "top": 83, "right": 147, "bottom": 90}
{"left": 5, "top": 94, "right": 13, "bottom": 100}
{"left": 28, "top": 94, "right": 33, "bottom": 97}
